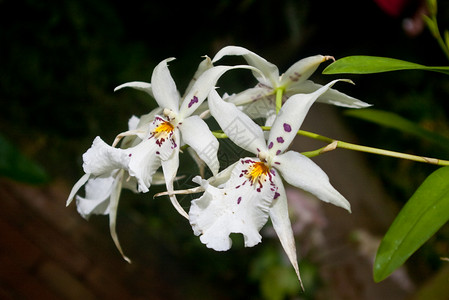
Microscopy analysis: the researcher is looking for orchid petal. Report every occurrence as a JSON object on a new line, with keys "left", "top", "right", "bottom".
{"left": 180, "top": 65, "right": 259, "bottom": 118}
{"left": 189, "top": 158, "right": 276, "bottom": 250}
{"left": 268, "top": 80, "right": 348, "bottom": 156}
{"left": 67, "top": 173, "right": 90, "bottom": 206}
{"left": 128, "top": 115, "right": 140, "bottom": 131}
{"left": 226, "top": 85, "right": 272, "bottom": 106}
{"left": 289, "top": 80, "right": 371, "bottom": 108}
{"left": 76, "top": 173, "right": 116, "bottom": 219}
{"left": 270, "top": 175, "right": 303, "bottom": 287}
{"left": 151, "top": 58, "right": 180, "bottom": 113}
{"left": 114, "top": 81, "right": 153, "bottom": 98}
{"left": 183, "top": 56, "right": 213, "bottom": 99}
{"left": 161, "top": 134, "right": 189, "bottom": 219}
{"left": 82, "top": 137, "right": 131, "bottom": 176}
{"left": 212, "top": 45, "right": 278, "bottom": 87}
{"left": 108, "top": 169, "right": 131, "bottom": 263}
{"left": 127, "top": 136, "right": 166, "bottom": 193}
{"left": 179, "top": 115, "right": 219, "bottom": 175}
{"left": 280, "top": 55, "right": 332, "bottom": 87}
{"left": 208, "top": 89, "right": 267, "bottom": 155}
{"left": 241, "top": 97, "right": 275, "bottom": 121}
{"left": 121, "top": 171, "right": 139, "bottom": 192}
{"left": 274, "top": 151, "right": 351, "bottom": 212}
{"left": 202, "top": 161, "right": 238, "bottom": 188}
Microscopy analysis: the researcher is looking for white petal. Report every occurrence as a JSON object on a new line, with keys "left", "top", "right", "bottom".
{"left": 161, "top": 134, "right": 189, "bottom": 219}
{"left": 179, "top": 65, "right": 259, "bottom": 118}
{"left": 268, "top": 80, "right": 347, "bottom": 156}
{"left": 189, "top": 158, "right": 276, "bottom": 251}
{"left": 76, "top": 173, "right": 116, "bottom": 219}
{"left": 67, "top": 173, "right": 90, "bottom": 206}
{"left": 212, "top": 45, "right": 278, "bottom": 87}
{"left": 128, "top": 115, "right": 140, "bottom": 131}
{"left": 241, "top": 97, "right": 276, "bottom": 121}
{"left": 208, "top": 89, "right": 267, "bottom": 155}
{"left": 82, "top": 137, "right": 131, "bottom": 176}
{"left": 289, "top": 80, "right": 371, "bottom": 108}
{"left": 226, "top": 85, "right": 273, "bottom": 106}
{"left": 127, "top": 137, "right": 164, "bottom": 193}
{"left": 108, "top": 169, "right": 131, "bottom": 263}
{"left": 280, "top": 55, "right": 330, "bottom": 87}
{"left": 205, "top": 161, "right": 238, "bottom": 187}
{"left": 117, "top": 108, "right": 165, "bottom": 150}
{"left": 179, "top": 116, "right": 219, "bottom": 175}
{"left": 269, "top": 175, "right": 303, "bottom": 287}
{"left": 183, "top": 56, "right": 213, "bottom": 99}
{"left": 274, "top": 151, "right": 351, "bottom": 212}
{"left": 114, "top": 81, "right": 153, "bottom": 98}
{"left": 151, "top": 58, "right": 180, "bottom": 113}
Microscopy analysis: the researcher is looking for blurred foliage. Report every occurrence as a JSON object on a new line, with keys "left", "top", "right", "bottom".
{"left": 3, "top": 0, "right": 449, "bottom": 298}
{"left": 0, "top": 134, "right": 48, "bottom": 183}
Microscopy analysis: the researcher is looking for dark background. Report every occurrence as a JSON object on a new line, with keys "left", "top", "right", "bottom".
{"left": 1, "top": 0, "right": 449, "bottom": 299}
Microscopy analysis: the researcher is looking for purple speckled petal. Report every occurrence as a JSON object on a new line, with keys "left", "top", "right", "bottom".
{"left": 189, "top": 158, "right": 276, "bottom": 251}
{"left": 208, "top": 89, "right": 267, "bottom": 155}
{"left": 274, "top": 151, "right": 351, "bottom": 212}
{"left": 268, "top": 79, "right": 348, "bottom": 156}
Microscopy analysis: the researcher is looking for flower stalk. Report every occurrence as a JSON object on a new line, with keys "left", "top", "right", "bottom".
{"left": 275, "top": 87, "right": 284, "bottom": 114}
{"left": 260, "top": 126, "right": 449, "bottom": 166}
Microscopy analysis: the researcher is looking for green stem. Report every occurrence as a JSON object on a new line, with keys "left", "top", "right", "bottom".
{"left": 259, "top": 127, "right": 449, "bottom": 166}
{"left": 275, "top": 88, "right": 283, "bottom": 114}
{"left": 212, "top": 131, "right": 228, "bottom": 139}
{"left": 432, "top": 17, "right": 449, "bottom": 61}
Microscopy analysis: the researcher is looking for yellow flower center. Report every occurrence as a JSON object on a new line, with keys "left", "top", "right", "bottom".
{"left": 247, "top": 161, "right": 270, "bottom": 185}
{"left": 153, "top": 121, "right": 174, "bottom": 138}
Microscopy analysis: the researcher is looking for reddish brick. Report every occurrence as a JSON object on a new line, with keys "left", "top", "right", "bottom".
{"left": 22, "top": 216, "right": 91, "bottom": 276}
{"left": 36, "top": 260, "right": 96, "bottom": 300}
{"left": 0, "top": 217, "right": 42, "bottom": 268}
{"left": 0, "top": 255, "right": 59, "bottom": 300}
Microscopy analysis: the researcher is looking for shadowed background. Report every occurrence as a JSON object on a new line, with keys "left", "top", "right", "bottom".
{"left": 1, "top": 0, "right": 449, "bottom": 299}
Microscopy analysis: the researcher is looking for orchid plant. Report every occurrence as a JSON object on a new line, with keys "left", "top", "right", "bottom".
{"left": 68, "top": 34, "right": 449, "bottom": 291}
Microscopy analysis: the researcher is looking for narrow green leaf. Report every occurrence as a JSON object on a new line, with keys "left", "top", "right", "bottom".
{"left": 374, "top": 166, "right": 449, "bottom": 282}
{"left": 0, "top": 134, "right": 49, "bottom": 184}
{"left": 345, "top": 109, "right": 449, "bottom": 151}
{"left": 322, "top": 56, "right": 449, "bottom": 75}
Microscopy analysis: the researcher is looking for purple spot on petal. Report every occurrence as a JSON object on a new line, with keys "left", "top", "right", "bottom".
{"left": 276, "top": 137, "right": 284, "bottom": 143}
{"left": 237, "top": 197, "right": 242, "bottom": 204}
{"left": 276, "top": 150, "right": 281, "bottom": 155}
{"left": 188, "top": 96, "right": 199, "bottom": 108}
{"left": 274, "top": 192, "right": 280, "bottom": 199}
{"left": 156, "top": 151, "right": 160, "bottom": 155}
{"left": 128, "top": 153, "right": 132, "bottom": 157}
{"left": 283, "top": 123, "right": 292, "bottom": 132}
{"left": 268, "top": 142, "right": 273, "bottom": 149}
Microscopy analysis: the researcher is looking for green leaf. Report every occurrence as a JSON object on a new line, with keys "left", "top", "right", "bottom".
{"left": 322, "top": 56, "right": 449, "bottom": 75}
{"left": 0, "top": 134, "right": 49, "bottom": 184}
{"left": 374, "top": 166, "right": 449, "bottom": 282}
{"left": 345, "top": 109, "right": 449, "bottom": 151}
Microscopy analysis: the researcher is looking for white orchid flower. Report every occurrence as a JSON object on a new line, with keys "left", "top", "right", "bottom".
{"left": 189, "top": 80, "right": 351, "bottom": 286}
{"left": 84, "top": 57, "right": 256, "bottom": 219}
{"left": 212, "top": 45, "right": 370, "bottom": 122}
{"left": 66, "top": 115, "right": 145, "bottom": 263}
